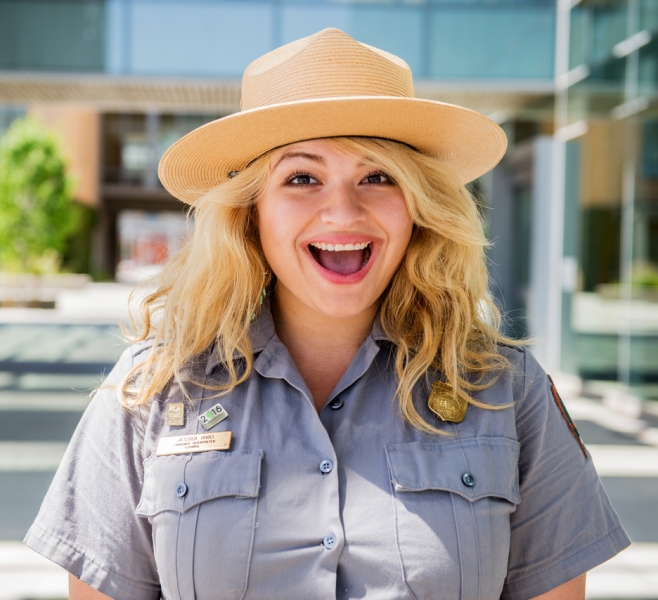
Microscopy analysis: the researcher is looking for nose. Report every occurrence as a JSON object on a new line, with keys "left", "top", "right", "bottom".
{"left": 319, "top": 183, "right": 366, "bottom": 228}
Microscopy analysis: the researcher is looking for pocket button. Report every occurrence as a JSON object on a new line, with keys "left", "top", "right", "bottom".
{"left": 176, "top": 483, "right": 188, "bottom": 497}
{"left": 461, "top": 473, "right": 476, "bottom": 487}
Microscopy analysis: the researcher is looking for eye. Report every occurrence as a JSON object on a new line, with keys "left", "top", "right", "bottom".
{"left": 362, "top": 170, "right": 392, "bottom": 185}
{"left": 284, "top": 172, "right": 318, "bottom": 186}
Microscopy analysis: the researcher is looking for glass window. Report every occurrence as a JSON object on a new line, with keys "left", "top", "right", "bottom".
{"left": 632, "top": 118, "right": 658, "bottom": 392}
{"left": 509, "top": 184, "right": 532, "bottom": 338}
{"left": 565, "top": 0, "right": 658, "bottom": 401}
{"left": 590, "top": 2, "right": 628, "bottom": 64}
{"left": 351, "top": 6, "right": 423, "bottom": 75}
{"left": 430, "top": 0, "right": 552, "bottom": 3}
{"left": 569, "top": 7, "right": 590, "bottom": 70}
{"left": 640, "top": 0, "right": 658, "bottom": 32}
{"left": 567, "top": 121, "right": 625, "bottom": 383}
{"left": 103, "top": 114, "right": 147, "bottom": 186}
{"left": 570, "top": 1, "right": 628, "bottom": 69}
{"left": 102, "top": 113, "right": 221, "bottom": 187}
{"left": 0, "top": 0, "right": 104, "bottom": 71}
{"left": 129, "top": 1, "right": 274, "bottom": 77}
{"left": 281, "top": 5, "right": 351, "bottom": 44}
{"left": 638, "top": 39, "right": 658, "bottom": 97}
{"left": 282, "top": 4, "right": 426, "bottom": 77}
{"left": 429, "top": 6, "right": 555, "bottom": 79}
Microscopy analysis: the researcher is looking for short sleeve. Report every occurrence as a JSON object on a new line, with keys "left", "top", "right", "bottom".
{"left": 23, "top": 345, "right": 160, "bottom": 600}
{"left": 501, "top": 349, "right": 631, "bottom": 599}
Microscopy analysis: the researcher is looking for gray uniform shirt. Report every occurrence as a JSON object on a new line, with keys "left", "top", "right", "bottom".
{"left": 25, "top": 305, "right": 630, "bottom": 600}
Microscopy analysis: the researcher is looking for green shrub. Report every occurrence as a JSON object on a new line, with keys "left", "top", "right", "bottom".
{"left": 0, "top": 116, "right": 80, "bottom": 273}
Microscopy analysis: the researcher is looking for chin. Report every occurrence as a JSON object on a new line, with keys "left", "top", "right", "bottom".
{"left": 308, "top": 292, "right": 380, "bottom": 321}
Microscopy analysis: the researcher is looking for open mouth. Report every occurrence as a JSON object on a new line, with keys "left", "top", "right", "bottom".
{"left": 308, "top": 242, "right": 372, "bottom": 276}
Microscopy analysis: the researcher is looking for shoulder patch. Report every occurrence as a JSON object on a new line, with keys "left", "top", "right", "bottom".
{"left": 547, "top": 375, "right": 588, "bottom": 458}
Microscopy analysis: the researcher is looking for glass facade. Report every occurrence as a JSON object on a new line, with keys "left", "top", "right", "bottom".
{"left": 102, "top": 112, "right": 222, "bottom": 187}
{"left": 0, "top": 0, "right": 105, "bottom": 71}
{"left": 0, "top": 0, "right": 556, "bottom": 80}
{"left": 561, "top": 0, "right": 658, "bottom": 402}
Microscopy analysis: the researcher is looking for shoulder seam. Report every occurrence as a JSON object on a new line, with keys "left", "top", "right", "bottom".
{"left": 496, "top": 342, "right": 526, "bottom": 354}
{"left": 131, "top": 340, "right": 155, "bottom": 362}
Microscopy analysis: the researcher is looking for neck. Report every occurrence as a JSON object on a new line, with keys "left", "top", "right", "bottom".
{"left": 271, "top": 287, "right": 378, "bottom": 412}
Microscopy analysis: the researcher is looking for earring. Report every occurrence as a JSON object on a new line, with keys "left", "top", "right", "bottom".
{"left": 251, "top": 282, "right": 268, "bottom": 321}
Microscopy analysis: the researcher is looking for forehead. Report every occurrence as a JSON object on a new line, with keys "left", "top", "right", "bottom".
{"left": 269, "top": 138, "right": 370, "bottom": 169}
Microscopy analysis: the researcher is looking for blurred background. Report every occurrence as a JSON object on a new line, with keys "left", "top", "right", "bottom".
{"left": 0, "top": 0, "right": 657, "bottom": 598}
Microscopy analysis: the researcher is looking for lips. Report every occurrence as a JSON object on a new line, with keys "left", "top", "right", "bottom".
{"left": 308, "top": 242, "right": 372, "bottom": 276}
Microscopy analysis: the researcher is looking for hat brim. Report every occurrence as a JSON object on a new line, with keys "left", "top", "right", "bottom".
{"left": 158, "top": 96, "right": 507, "bottom": 204}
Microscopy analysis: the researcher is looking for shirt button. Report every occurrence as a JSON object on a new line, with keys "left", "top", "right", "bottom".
{"left": 176, "top": 483, "right": 188, "bottom": 497}
{"left": 319, "top": 459, "right": 333, "bottom": 474}
{"left": 329, "top": 399, "right": 343, "bottom": 410}
{"left": 322, "top": 534, "right": 337, "bottom": 550}
{"left": 461, "top": 473, "right": 476, "bottom": 487}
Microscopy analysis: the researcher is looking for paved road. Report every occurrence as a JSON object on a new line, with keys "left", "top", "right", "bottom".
{"left": 0, "top": 323, "right": 123, "bottom": 548}
{"left": 0, "top": 322, "right": 657, "bottom": 599}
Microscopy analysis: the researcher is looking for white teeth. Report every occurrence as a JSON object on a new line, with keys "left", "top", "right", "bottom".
{"left": 309, "top": 242, "right": 371, "bottom": 252}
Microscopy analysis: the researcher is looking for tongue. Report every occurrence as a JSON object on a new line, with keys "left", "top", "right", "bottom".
{"left": 316, "top": 249, "right": 365, "bottom": 275}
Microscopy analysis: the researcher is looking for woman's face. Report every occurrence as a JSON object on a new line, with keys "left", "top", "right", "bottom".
{"left": 257, "top": 139, "right": 414, "bottom": 321}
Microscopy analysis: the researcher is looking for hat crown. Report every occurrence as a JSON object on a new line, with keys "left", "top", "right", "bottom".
{"left": 241, "top": 28, "right": 414, "bottom": 111}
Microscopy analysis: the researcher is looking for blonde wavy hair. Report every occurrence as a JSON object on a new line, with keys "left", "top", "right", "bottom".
{"left": 120, "top": 136, "right": 518, "bottom": 434}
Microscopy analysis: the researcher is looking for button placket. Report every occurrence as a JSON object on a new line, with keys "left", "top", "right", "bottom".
{"left": 319, "top": 459, "right": 333, "bottom": 474}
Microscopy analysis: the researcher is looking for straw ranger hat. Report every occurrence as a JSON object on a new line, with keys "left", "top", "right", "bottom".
{"left": 159, "top": 28, "right": 507, "bottom": 204}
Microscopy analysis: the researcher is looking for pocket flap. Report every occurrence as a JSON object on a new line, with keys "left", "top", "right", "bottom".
{"left": 136, "top": 450, "right": 263, "bottom": 517}
{"left": 386, "top": 437, "right": 520, "bottom": 503}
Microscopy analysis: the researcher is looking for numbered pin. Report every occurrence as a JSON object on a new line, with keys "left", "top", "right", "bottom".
{"left": 198, "top": 403, "right": 228, "bottom": 430}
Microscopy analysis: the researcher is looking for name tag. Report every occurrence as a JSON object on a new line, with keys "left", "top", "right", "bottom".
{"left": 156, "top": 431, "right": 232, "bottom": 456}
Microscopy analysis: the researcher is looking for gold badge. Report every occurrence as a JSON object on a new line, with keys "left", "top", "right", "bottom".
{"left": 428, "top": 381, "right": 468, "bottom": 423}
{"left": 167, "top": 403, "right": 185, "bottom": 427}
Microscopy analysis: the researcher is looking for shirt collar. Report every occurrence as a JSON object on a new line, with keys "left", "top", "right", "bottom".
{"left": 205, "top": 302, "right": 277, "bottom": 375}
{"left": 205, "top": 300, "right": 392, "bottom": 375}
{"left": 370, "top": 311, "right": 390, "bottom": 343}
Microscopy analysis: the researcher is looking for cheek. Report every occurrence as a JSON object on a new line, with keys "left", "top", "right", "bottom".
{"left": 256, "top": 196, "right": 303, "bottom": 267}
{"left": 257, "top": 209, "right": 284, "bottom": 270}
{"left": 385, "top": 194, "right": 414, "bottom": 256}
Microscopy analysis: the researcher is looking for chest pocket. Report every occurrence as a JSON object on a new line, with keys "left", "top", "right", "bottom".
{"left": 136, "top": 450, "right": 263, "bottom": 600}
{"left": 386, "top": 437, "right": 520, "bottom": 600}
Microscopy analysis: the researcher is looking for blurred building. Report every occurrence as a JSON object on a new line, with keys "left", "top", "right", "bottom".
{"left": 554, "top": 0, "right": 658, "bottom": 405}
{"left": 0, "top": 0, "right": 556, "bottom": 278}
{"left": 0, "top": 0, "right": 656, "bottom": 404}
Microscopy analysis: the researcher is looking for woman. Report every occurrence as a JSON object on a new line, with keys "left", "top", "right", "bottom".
{"left": 26, "top": 29, "right": 629, "bottom": 600}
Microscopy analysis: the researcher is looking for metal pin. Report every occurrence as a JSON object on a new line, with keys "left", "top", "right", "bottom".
{"left": 198, "top": 402, "right": 229, "bottom": 430}
{"left": 167, "top": 403, "right": 185, "bottom": 427}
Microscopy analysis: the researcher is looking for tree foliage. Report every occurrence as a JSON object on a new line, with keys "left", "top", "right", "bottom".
{"left": 0, "top": 116, "right": 79, "bottom": 272}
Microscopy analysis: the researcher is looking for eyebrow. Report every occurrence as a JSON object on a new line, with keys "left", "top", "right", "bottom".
{"left": 273, "top": 151, "right": 326, "bottom": 170}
